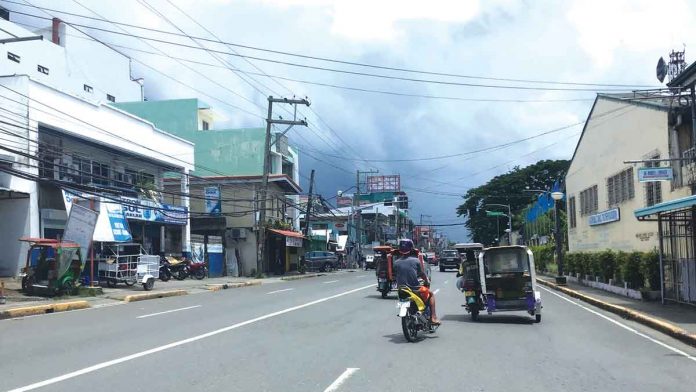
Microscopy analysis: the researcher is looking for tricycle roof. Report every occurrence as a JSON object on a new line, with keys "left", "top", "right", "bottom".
{"left": 18, "top": 237, "right": 80, "bottom": 249}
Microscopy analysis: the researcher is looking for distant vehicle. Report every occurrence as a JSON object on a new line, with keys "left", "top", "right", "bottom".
{"left": 425, "top": 252, "right": 438, "bottom": 266}
{"left": 438, "top": 249, "right": 461, "bottom": 271}
{"left": 364, "top": 253, "right": 376, "bottom": 270}
{"left": 303, "top": 251, "right": 339, "bottom": 272}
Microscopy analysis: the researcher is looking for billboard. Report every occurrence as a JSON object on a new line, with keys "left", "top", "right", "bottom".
{"left": 366, "top": 175, "right": 400, "bottom": 192}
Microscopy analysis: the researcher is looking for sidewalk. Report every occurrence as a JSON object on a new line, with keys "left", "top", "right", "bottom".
{"left": 0, "top": 270, "right": 345, "bottom": 314}
{"left": 538, "top": 275, "right": 696, "bottom": 337}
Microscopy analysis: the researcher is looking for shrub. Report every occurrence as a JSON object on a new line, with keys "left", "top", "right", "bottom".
{"left": 597, "top": 250, "right": 616, "bottom": 282}
{"left": 622, "top": 252, "right": 644, "bottom": 289}
{"left": 565, "top": 252, "right": 577, "bottom": 275}
{"left": 531, "top": 244, "right": 554, "bottom": 272}
{"left": 641, "top": 250, "right": 660, "bottom": 290}
{"left": 614, "top": 251, "right": 629, "bottom": 283}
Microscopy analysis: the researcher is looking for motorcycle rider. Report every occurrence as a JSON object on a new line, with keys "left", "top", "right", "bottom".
{"left": 393, "top": 238, "right": 440, "bottom": 325}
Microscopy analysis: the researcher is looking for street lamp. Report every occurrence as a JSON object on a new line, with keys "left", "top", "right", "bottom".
{"left": 485, "top": 203, "right": 512, "bottom": 245}
{"left": 551, "top": 191, "right": 566, "bottom": 285}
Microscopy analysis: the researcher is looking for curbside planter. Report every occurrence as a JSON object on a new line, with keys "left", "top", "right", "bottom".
{"left": 537, "top": 278, "right": 696, "bottom": 348}
{"left": 121, "top": 290, "right": 187, "bottom": 303}
{"left": 0, "top": 300, "right": 90, "bottom": 320}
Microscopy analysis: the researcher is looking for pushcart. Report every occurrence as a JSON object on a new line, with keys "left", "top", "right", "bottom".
{"left": 98, "top": 243, "right": 159, "bottom": 291}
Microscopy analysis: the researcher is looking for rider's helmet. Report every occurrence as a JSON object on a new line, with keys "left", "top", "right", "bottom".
{"left": 397, "top": 238, "right": 415, "bottom": 255}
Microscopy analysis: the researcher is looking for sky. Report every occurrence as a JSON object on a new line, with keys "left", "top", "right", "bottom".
{"left": 5, "top": 0, "right": 696, "bottom": 241}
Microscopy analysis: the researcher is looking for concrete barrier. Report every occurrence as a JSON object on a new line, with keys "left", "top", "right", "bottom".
{"left": 206, "top": 281, "right": 262, "bottom": 291}
{"left": 121, "top": 290, "right": 188, "bottom": 303}
{"left": 537, "top": 278, "right": 696, "bottom": 348}
{"left": 0, "top": 300, "right": 90, "bottom": 320}
{"left": 280, "top": 273, "right": 325, "bottom": 281}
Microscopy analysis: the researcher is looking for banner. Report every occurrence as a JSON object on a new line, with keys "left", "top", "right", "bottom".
{"left": 63, "top": 204, "right": 99, "bottom": 261}
{"left": 121, "top": 196, "right": 187, "bottom": 225}
{"left": 205, "top": 186, "right": 221, "bottom": 215}
{"left": 190, "top": 234, "right": 205, "bottom": 263}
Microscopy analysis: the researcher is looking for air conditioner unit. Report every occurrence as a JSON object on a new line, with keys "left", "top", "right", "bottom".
{"left": 229, "top": 228, "right": 247, "bottom": 239}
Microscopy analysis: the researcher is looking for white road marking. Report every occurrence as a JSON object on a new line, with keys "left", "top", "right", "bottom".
{"left": 266, "top": 288, "right": 294, "bottom": 295}
{"left": 444, "top": 280, "right": 449, "bottom": 285}
{"left": 6, "top": 284, "right": 374, "bottom": 392}
{"left": 433, "top": 289, "right": 440, "bottom": 295}
{"left": 323, "top": 280, "right": 339, "bottom": 284}
{"left": 323, "top": 368, "right": 359, "bottom": 392}
{"left": 136, "top": 305, "right": 201, "bottom": 319}
{"left": 539, "top": 286, "right": 696, "bottom": 363}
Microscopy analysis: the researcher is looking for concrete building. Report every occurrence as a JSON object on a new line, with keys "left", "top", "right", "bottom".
{"left": 118, "top": 99, "right": 303, "bottom": 276}
{"left": 566, "top": 94, "right": 690, "bottom": 253}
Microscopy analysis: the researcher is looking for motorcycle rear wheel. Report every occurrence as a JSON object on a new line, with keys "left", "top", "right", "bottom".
{"left": 381, "top": 290, "right": 388, "bottom": 299}
{"left": 401, "top": 316, "right": 418, "bottom": 342}
{"left": 194, "top": 269, "right": 206, "bottom": 280}
{"left": 175, "top": 270, "right": 187, "bottom": 280}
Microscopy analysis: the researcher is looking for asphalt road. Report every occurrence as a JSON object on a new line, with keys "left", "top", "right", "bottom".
{"left": 2, "top": 269, "right": 696, "bottom": 392}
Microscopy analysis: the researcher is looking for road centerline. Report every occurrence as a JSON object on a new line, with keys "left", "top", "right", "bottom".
{"left": 539, "top": 286, "right": 696, "bottom": 363}
{"left": 136, "top": 305, "right": 201, "bottom": 319}
{"left": 323, "top": 280, "right": 339, "bottom": 284}
{"left": 323, "top": 368, "right": 359, "bottom": 392}
{"left": 6, "top": 284, "right": 374, "bottom": 392}
{"left": 266, "top": 288, "right": 294, "bottom": 295}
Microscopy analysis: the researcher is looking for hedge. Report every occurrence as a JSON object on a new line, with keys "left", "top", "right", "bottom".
{"left": 560, "top": 249, "right": 660, "bottom": 290}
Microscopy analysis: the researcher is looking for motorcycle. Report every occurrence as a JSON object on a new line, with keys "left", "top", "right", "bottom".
{"left": 396, "top": 285, "right": 438, "bottom": 342}
{"left": 159, "top": 256, "right": 172, "bottom": 282}
{"left": 188, "top": 259, "right": 208, "bottom": 280}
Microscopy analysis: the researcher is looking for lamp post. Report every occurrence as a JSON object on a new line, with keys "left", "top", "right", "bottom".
{"left": 551, "top": 191, "right": 566, "bottom": 285}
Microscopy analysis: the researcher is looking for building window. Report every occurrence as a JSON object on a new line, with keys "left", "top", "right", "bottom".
{"left": 202, "top": 120, "right": 209, "bottom": 130}
{"left": 568, "top": 196, "right": 577, "bottom": 228}
{"left": 37, "top": 65, "right": 49, "bottom": 75}
{"left": 7, "top": 52, "right": 20, "bottom": 63}
{"left": 106, "top": 94, "right": 116, "bottom": 103}
{"left": 645, "top": 156, "right": 663, "bottom": 207}
{"left": 92, "top": 162, "right": 110, "bottom": 186}
{"left": 83, "top": 84, "right": 93, "bottom": 93}
{"left": 607, "top": 167, "right": 634, "bottom": 206}
{"left": 579, "top": 185, "right": 598, "bottom": 216}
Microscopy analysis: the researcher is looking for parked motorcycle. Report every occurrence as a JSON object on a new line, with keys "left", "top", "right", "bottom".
{"left": 396, "top": 285, "right": 438, "bottom": 342}
{"left": 188, "top": 259, "right": 208, "bottom": 280}
{"left": 159, "top": 256, "right": 172, "bottom": 282}
{"left": 167, "top": 257, "right": 190, "bottom": 280}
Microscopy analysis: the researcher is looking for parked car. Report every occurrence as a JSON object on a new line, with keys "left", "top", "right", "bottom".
{"left": 438, "top": 249, "right": 461, "bottom": 271}
{"left": 303, "top": 251, "right": 339, "bottom": 272}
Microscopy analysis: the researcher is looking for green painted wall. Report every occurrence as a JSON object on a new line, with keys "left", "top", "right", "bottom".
{"left": 114, "top": 99, "right": 265, "bottom": 176}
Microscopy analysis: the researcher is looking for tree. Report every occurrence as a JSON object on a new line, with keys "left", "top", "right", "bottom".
{"left": 456, "top": 159, "right": 569, "bottom": 245}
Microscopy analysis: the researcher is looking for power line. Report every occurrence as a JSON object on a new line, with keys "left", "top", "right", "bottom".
{"left": 2, "top": 1, "right": 656, "bottom": 88}
{"left": 3, "top": 9, "right": 644, "bottom": 92}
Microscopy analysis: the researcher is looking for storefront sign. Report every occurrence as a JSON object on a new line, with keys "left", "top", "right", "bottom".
{"left": 207, "top": 235, "right": 223, "bottom": 253}
{"left": 638, "top": 167, "right": 673, "bottom": 182}
{"left": 105, "top": 203, "right": 132, "bottom": 242}
{"left": 121, "top": 197, "right": 188, "bottom": 225}
{"left": 286, "top": 236, "right": 303, "bottom": 247}
{"left": 205, "top": 186, "right": 221, "bottom": 216}
{"left": 63, "top": 204, "right": 99, "bottom": 261}
{"left": 334, "top": 223, "right": 345, "bottom": 229}
{"left": 190, "top": 234, "right": 205, "bottom": 263}
{"left": 589, "top": 208, "right": 620, "bottom": 226}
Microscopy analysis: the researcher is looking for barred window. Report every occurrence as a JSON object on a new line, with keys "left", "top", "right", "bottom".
{"left": 579, "top": 185, "right": 598, "bottom": 216}
{"left": 607, "top": 167, "right": 634, "bottom": 206}
{"left": 568, "top": 196, "right": 577, "bottom": 228}
{"left": 645, "top": 156, "right": 663, "bottom": 207}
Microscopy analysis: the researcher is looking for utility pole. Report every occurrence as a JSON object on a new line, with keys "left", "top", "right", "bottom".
{"left": 353, "top": 169, "right": 378, "bottom": 266}
{"left": 257, "top": 96, "right": 309, "bottom": 276}
{"left": 303, "top": 169, "right": 315, "bottom": 237}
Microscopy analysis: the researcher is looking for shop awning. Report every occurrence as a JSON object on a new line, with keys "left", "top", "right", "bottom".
{"left": 268, "top": 228, "right": 305, "bottom": 238}
{"left": 635, "top": 195, "right": 696, "bottom": 221}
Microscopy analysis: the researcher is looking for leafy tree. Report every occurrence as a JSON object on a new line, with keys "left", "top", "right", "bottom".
{"left": 456, "top": 159, "right": 569, "bottom": 245}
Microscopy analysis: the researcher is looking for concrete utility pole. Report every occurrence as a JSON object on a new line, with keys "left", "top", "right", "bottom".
{"left": 257, "top": 96, "right": 309, "bottom": 276}
{"left": 303, "top": 169, "right": 315, "bottom": 237}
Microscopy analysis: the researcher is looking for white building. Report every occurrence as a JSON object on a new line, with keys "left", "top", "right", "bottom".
{"left": 0, "top": 17, "right": 194, "bottom": 277}
{"left": 566, "top": 94, "right": 691, "bottom": 253}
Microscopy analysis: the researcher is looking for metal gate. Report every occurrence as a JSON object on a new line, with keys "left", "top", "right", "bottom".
{"left": 659, "top": 207, "right": 696, "bottom": 305}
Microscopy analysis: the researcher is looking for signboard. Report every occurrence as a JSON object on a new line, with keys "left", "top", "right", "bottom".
{"left": 62, "top": 190, "right": 132, "bottom": 242}
{"left": 104, "top": 203, "right": 132, "bottom": 242}
{"left": 207, "top": 235, "right": 223, "bottom": 253}
{"left": 190, "top": 234, "right": 205, "bottom": 263}
{"left": 286, "top": 236, "right": 303, "bottom": 247}
{"left": 589, "top": 208, "right": 620, "bottom": 226}
{"left": 336, "top": 196, "right": 353, "bottom": 207}
{"left": 366, "top": 175, "right": 401, "bottom": 192}
{"left": 205, "top": 186, "right": 221, "bottom": 216}
{"left": 334, "top": 223, "right": 345, "bottom": 229}
{"left": 121, "top": 197, "right": 188, "bottom": 225}
{"left": 638, "top": 167, "right": 673, "bottom": 182}
{"left": 63, "top": 204, "right": 99, "bottom": 261}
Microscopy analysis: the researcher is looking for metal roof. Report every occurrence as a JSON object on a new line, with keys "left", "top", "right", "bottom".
{"left": 634, "top": 194, "right": 696, "bottom": 220}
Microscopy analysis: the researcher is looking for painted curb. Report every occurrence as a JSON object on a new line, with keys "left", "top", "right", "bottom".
{"left": 122, "top": 290, "right": 188, "bottom": 303}
{"left": 537, "top": 278, "right": 696, "bottom": 348}
{"left": 0, "top": 300, "right": 90, "bottom": 319}
{"left": 280, "top": 273, "right": 325, "bottom": 281}
{"left": 206, "top": 281, "right": 262, "bottom": 291}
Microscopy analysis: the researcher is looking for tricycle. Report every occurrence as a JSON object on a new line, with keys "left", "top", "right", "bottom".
{"left": 463, "top": 245, "right": 541, "bottom": 323}
{"left": 98, "top": 243, "right": 159, "bottom": 291}
{"left": 374, "top": 245, "right": 395, "bottom": 298}
{"left": 19, "top": 237, "right": 84, "bottom": 296}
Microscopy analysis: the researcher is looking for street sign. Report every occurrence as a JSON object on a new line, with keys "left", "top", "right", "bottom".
{"left": 486, "top": 211, "right": 506, "bottom": 217}
{"left": 638, "top": 167, "right": 673, "bottom": 182}
{"left": 589, "top": 208, "right": 620, "bottom": 226}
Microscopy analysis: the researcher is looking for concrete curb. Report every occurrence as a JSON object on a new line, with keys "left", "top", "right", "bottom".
{"left": 537, "top": 278, "right": 696, "bottom": 348}
{"left": 280, "top": 273, "right": 325, "bottom": 281}
{"left": 206, "top": 281, "right": 262, "bottom": 291}
{"left": 121, "top": 290, "right": 188, "bottom": 303}
{"left": 0, "top": 300, "right": 90, "bottom": 320}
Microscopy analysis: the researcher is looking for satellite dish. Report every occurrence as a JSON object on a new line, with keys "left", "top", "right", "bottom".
{"left": 656, "top": 56, "right": 667, "bottom": 83}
